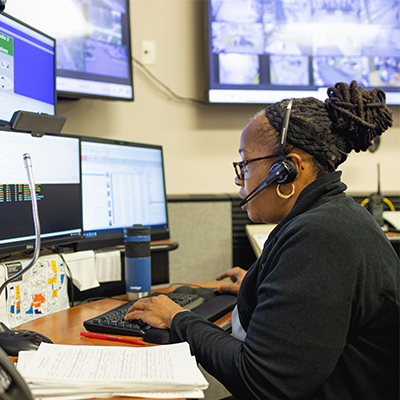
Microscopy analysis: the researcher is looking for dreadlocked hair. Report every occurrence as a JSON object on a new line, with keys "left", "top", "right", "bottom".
{"left": 325, "top": 80, "right": 393, "bottom": 153}
{"left": 261, "top": 81, "right": 393, "bottom": 175}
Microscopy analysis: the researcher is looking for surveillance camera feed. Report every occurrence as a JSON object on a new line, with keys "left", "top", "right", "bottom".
{"left": 6, "top": 0, "right": 133, "bottom": 100}
{"left": 207, "top": 0, "right": 400, "bottom": 104}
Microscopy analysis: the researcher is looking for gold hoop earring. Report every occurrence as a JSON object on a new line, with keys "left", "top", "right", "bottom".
{"left": 276, "top": 183, "right": 295, "bottom": 199}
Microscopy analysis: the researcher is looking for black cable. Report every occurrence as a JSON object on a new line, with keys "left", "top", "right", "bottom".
{"left": 132, "top": 56, "right": 208, "bottom": 106}
{"left": 53, "top": 246, "right": 75, "bottom": 308}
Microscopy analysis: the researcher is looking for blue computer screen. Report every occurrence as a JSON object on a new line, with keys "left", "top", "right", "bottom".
{"left": 0, "top": 12, "right": 56, "bottom": 122}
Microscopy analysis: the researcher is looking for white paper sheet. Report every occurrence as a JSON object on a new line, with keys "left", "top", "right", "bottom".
{"left": 253, "top": 233, "right": 269, "bottom": 252}
{"left": 32, "top": 390, "right": 204, "bottom": 400}
{"left": 18, "top": 342, "right": 208, "bottom": 398}
{"left": 62, "top": 250, "right": 99, "bottom": 291}
{"left": 95, "top": 250, "right": 122, "bottom": 283}
{"left": 383, "top": 211, "right": 400, "bottom": 230}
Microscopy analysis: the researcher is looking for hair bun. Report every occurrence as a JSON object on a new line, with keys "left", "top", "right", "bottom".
{"left": 325, "top": 81, "right": 393, "bottom": 152}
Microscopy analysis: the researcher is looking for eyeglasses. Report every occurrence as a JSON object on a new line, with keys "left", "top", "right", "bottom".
{"left": 233, "top": 154, "right": 279, "bottom": 180}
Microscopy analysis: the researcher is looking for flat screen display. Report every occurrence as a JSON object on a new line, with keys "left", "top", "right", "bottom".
{"left": 206, "top": 0, "right": 400, "bottom": 104}
{"left": 6, "top": 0, "right": 134, "bottom": 101}
{"left": 79, "top": 137, "right": 169, "bottom": 249}
{"left": 0, "top": 12, "right": 56, "bottom": 123}
{"left": 0, "top": 130, "right": 82, "bottom": 254}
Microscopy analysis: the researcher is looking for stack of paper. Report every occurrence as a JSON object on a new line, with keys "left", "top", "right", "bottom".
{"left": 383, "top": 211, "right": 400, "bottom": 231}
{"left": 17, "top": 342, "right": 209, "bottom": 399}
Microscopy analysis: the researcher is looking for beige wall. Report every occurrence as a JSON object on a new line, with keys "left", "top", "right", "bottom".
{"left": 57, "top": 0, "right": 400, "bottom": 196}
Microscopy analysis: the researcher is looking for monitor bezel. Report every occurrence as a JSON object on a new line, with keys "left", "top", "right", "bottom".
{"left": 55, "top": 0, "right": 134, "bottom": 102}
{"left": 0, "top": 11, "right": 57, "bottom": 120}
{"left": 0, "top": 130, "right": 83, "bottom": 256}
{"left": 204, "top": 1, "right": 400, "bottom": 106}
{"left": 76, "top": 135, "right": 170, "bottom": 251}
{"left": 5, "top": 0, "right": 134, "bottom": 102}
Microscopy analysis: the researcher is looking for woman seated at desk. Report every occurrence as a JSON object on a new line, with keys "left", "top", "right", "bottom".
{"left": 125, "top": 81, "right": 399, "bottom": 400}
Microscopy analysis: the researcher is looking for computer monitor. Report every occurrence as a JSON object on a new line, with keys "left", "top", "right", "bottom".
{"left": 0, "top": 130, "right": 82, "bottom": 255}
{"left": 205, "top": 0, "right": 400, "bottom": 105}
{"left": 78, "top": 136, "right": 170, "bottom": 250}
{"left": 0, "top": 12, "right": 56, "bottom": 124}
{"left": 6, "top": 0, "right": 134, "bottom": 101}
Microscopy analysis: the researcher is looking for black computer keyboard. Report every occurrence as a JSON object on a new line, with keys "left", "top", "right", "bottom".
{"left": 83, "top": 291, "right": 205, "bottom": 337}
{"left": 83, "top": 289, "right": 238, "bottom": 343}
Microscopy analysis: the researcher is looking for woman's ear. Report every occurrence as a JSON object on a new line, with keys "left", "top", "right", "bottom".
{"left": 286, "top": 153, "right": 304, "bottom": 181}
{"left": 286, "top": 152, "right": 319, "bottom": 184}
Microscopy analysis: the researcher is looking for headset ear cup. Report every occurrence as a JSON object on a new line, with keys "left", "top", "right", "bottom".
{"left": 270, "top": 160, "right": 297, "bottom": 184}
{"left": 283, "top": 160, "right": 297, "bottom": 184}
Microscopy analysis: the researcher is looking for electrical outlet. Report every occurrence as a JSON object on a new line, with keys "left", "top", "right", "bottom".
{"left": 141, "top": 40, "right": 156, "bottom": 65}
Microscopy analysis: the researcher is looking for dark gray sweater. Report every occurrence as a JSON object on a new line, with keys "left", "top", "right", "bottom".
{"left": 171, "top": 172, "right": 399, "bottom": 399}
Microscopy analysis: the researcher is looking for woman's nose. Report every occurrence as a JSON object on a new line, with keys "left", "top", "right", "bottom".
{"left": 234, "top": 175, "right": 243, "bottom": 186}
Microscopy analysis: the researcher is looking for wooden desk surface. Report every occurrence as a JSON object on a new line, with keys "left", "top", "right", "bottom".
{"left": 15, "top": 281, "right": 229, "bottom": 400}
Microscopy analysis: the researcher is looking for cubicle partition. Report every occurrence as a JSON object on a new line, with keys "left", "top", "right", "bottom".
{"left": 167, "top": 194, "right": 234, "bottom": 284}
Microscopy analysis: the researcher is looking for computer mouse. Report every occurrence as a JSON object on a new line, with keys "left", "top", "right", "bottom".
{"left": 0, "top": 322, "right": 53, "bottom": 356}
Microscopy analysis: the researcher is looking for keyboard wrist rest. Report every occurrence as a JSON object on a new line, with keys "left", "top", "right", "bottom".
{"left": 143, "top": 294, "right": 237, "bottom": 344}
{"left": 190, "top": 294, "right": 237, "bottom": 322}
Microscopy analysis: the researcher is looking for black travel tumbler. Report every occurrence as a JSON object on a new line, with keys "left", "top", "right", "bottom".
{"left": 124, "top": 224, "right": 151, "bottom": 300}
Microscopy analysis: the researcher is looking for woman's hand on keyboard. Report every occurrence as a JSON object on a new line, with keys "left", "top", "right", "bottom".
{"left": 124, "top": 295, "right": 184, "bottom": 329}
{"left": 215, "top": 266, "right": 247, "bottom": 296}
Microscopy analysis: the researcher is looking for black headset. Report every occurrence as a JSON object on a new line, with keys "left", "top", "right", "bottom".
{"left": 240, "top": 98, "right": 297, "bottom": 207}
{"left": 0, "top": 0, "right": 6, "bottom": 13}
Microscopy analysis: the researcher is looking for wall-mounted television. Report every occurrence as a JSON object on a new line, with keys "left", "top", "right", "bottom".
{"left": 0, "top": 12, "right": 56, "bottom": 124}
{"left": 0, "top": 130, "right": 82, "bottom": 255}
{"left": 6, "top": 0, "right": 134, "bottom": 101}
{"left": 205, "top": 0, "right": 400, "bottom": 105}
{"left": 76, "top": 136, "right": 170, "bottom": 251}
